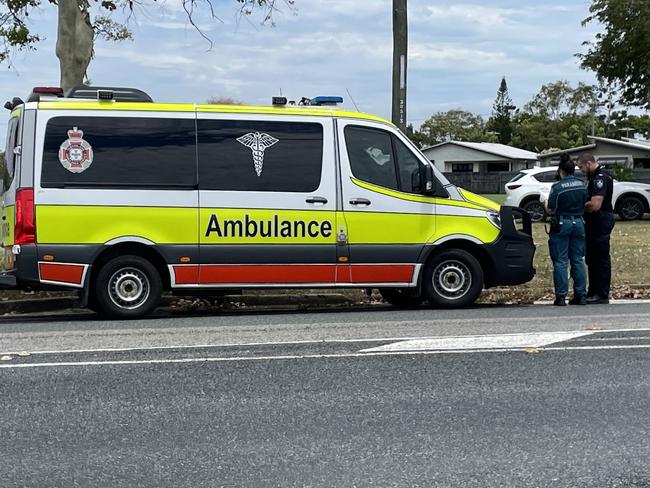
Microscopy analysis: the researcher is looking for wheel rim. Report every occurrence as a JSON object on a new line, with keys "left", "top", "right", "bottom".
{"left": 525, "top": 202, "right": 544, "bottom": 222}
{"left": 432, "top": 260, "right": 472, "bottom": 300}
{"left": 621, "top": 199, "right": 641, "bottom": 219}
{"left": 108, "top": 267, "right": 150, "bottom": 310}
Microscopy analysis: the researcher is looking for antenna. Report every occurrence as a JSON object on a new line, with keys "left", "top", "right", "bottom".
{"left": 346, "top": 87, "right": 360, "bottom": 112}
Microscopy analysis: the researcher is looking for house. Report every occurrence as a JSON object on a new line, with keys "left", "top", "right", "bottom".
{"left": 538, "top": 136, "right": 650, "bottom": 169}
{"left": 421, "top": 141, "right": 539, "bottom": 174}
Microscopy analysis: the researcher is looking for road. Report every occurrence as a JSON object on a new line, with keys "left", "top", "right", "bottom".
{"left": 1, "top": 303, "right": 650, "bottom": 487}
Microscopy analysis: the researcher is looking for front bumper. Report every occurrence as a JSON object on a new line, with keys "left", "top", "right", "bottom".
{"left": 484, "top": 206, "right": 536, "bottom": 287}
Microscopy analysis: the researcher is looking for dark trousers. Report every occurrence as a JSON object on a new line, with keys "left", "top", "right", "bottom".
{"left": 585, "top": 212, "right": 615, "bottom": 299}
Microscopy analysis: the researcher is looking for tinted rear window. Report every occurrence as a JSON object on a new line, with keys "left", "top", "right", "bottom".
{"left": 41, "top": 116, "right": 197, "bottom": 188}
{"left": 198, "top": 120, "right": 323, "bottom": 192}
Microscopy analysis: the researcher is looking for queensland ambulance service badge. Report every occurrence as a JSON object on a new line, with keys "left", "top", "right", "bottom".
{"left": 59, "top": 127, "right": 93, "bottom": 173}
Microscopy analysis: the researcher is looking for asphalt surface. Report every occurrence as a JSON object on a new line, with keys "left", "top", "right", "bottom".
{"left": 1, "top": 303, "right": 650, "bottom": 487}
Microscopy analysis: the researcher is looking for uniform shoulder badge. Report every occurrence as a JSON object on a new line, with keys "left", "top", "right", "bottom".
{"left": 596, "top": 179, "right": 604, "bottom": 189}
{"left": 59, "top": 127, "right": 94, "bottom": 173}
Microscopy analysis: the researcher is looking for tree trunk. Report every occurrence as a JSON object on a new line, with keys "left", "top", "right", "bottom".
{"left": 56, "top": 0, "right": 94, "bottom": 93}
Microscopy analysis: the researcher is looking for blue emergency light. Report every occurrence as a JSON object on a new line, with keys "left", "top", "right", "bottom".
{"left": 310, "top": 96, "right": 343, "bottom": 106}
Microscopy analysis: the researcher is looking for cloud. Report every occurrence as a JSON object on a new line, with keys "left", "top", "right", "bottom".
{"left": 0, "top": 0, "right": 604, "bottom": 140}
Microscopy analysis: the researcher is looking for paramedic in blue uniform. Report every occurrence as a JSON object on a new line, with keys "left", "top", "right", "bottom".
{"left": 544, "top": 154, "right": 588, "bottom": 306}
{"left": 576, "top": 153, "right": 615, "bottom": 304}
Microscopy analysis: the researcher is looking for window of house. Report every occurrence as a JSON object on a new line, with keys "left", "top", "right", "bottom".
{"left": 486, "top": 162, "right": 510, "bottom": 172}
{"left": 198, "top": 120, "right": 323, "bottom": 192}
{"left": 633, "top": 158, "right": 650, "bottom": 169}
{"left": 41, "top": 117, "right": 197, "bottom": 188}
{"left": 451, "top": 163, "right": 473, "bottom": 173}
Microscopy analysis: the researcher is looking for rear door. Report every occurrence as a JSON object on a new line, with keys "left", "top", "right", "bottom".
{"left": 196, "top": 113, "right": 338, "bottom": 287}
{"left": 1, "top": 111, "right": 22, "bottom": 271}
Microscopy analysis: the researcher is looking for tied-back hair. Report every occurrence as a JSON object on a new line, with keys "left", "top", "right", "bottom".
{"left": 558, "top": 153, "right": 575, "bottom": 176}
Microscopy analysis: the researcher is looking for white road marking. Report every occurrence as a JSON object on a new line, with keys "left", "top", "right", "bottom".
{"left": 358, "top": 331, "right": 593, "bottom": 353}
{"left": 1, "top": 343, "right": 650, "bottom": 369}
{"left": 3, "top": 328, "right": 650, "bottom": 357}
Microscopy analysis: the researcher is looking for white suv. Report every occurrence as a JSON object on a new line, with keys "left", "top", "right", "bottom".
{"left": 504, "top": 167, "right": 650, "bottom": 222}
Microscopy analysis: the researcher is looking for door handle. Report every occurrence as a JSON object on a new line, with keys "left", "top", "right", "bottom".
{"left": 349, "top": 198, "right": 371, "bottom": 206}
{"left": 306, "top": 196, "right": 328, "bottom": 205}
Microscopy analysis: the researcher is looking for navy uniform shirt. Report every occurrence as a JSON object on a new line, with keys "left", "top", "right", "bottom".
{"left": 547, "top": 175, "right": 588, "bottom": 217}
{"left": 587, "top": 165, "right": 614, "bottom": 214}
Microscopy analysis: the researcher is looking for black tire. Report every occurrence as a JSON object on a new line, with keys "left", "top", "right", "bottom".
{"left": 379, "top": 288, "right": 424, "bottom": 308}
{"left": 617, "top": 195, "right": 644, "bottom": 221}
{"left": 423, "top": 249, "right": 484, "bottom": 308}
{"left": 521, "top": 198, "right": 546, "bottom": 223}
{"left": 93, "top": 255, "right": 162, "bottom": 319}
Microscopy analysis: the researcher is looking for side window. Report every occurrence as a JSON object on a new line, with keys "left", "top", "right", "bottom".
{"left": 344, "top": 126, "right": 398, "bottom": 190}
{"left": 533, "top": 171, "right": 557, "bottom": 183}
{"left": 41, "top": 117, "right": 197, "bottom": 188}
{"left": 392, "top": 136, "right": 423, "bottom": 193}
{"left": 3, "top": 117, "right": 19, "bottom": 188}
{"left": 198, "top": 120, "right": 323, "bottom": 192}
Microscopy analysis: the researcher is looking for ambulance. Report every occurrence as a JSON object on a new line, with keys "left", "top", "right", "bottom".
{"left": 0, "top": 86, "right": 535, "bottom": 318}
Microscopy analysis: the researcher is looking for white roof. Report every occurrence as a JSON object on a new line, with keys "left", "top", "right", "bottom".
{"left": 422, "top": 141, "right": 538, "bottom": 160}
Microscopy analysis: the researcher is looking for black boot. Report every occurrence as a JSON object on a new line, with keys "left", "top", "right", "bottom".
{"left": 553, "top": 295, "right": 566, "bottom": 306}
{"left": 569, "top": 295, "right": 587, "bottom": 305}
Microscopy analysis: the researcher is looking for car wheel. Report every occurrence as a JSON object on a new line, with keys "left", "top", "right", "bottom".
{"left": 93, "top": 255, "right": 162, "bottom": 319}
{"left": 617, "top": 195, "right": 644, "bottom": 221}
{"left": 423, "top": 249, "right": 483, "bottom": 308}
{"left": 379, "top": 288, "right": 424, "bottom": 308}
{"left": 522, "top": 199, "right": 545, "bottom": 223}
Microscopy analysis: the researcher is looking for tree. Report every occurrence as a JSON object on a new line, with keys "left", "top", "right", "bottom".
{"left": 523, "top": 80, "right": 597, "bottom": 120}
{"left": 418, "top": 109, "right": 489, "bottom": 146}
{"left": 206, "top": 97, "right": 246, "bottom": 105}
{"left": 404, "top": 123, "right": 427, "bottom": 148}
{"left": 0, "top": 0, "right": 295, "bottom": 92}
{"left": 580, "top": 0, "right": 650, "bottom": 108}
{"left": 487, "top": 76, "right": 515, "bottom": 145}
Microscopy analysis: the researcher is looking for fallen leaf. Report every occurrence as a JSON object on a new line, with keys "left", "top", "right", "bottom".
{"left": 0, "top": 355, "right": 14, "bottom": 361}
{"left": 17, "top": 351, "right": 30, "bottom": 357}
{"left": 525, "top": 347, "right": 540, "bottom": 353}
{"left": 586, "top": 325, "right": 603, "bottom": 331}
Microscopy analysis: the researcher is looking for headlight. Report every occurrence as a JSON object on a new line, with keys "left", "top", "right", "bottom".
{"left": 487, "top": 211, "right": 501, "bottom": 229}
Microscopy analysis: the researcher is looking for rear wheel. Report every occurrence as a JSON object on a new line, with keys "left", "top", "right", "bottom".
{"left": 423, "top": 249, "right": 483, "bottom": 308}
{"left": 379, "top": 288, "right": 423, "bottom": 308}
{"left": 617, "top": 195, "right": 644, "bottom": 220}
{"left": 521, "top": 198, "right": 545, "bottom": 223}
{"left": 93, "top": 255, "right": 162, "bottom": 319}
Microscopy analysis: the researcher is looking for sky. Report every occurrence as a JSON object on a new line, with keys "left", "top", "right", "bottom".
{"left": 0, "top": 0, "right": 601, "bottom": 145}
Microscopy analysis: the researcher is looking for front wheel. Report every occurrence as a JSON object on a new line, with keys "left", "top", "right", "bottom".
{"left": 423, "top": 249, "right": 484, "bottom": 308}
{"left": 522, "top": 199, "right": 546, "bottom": 223}
{"left": 617, "top": 195, "right": 644, "bottom": 220}
{"left": 93, "top": 255, "right": 162, "bottom": 319}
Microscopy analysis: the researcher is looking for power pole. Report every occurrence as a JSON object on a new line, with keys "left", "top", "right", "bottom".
{"left": 392, "top": 0, "right": 407, "bottom": 131}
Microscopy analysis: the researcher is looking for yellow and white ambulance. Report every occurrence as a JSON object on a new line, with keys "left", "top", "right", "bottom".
{"left": 0, "top": 87, "right": 535, "bottom": 318}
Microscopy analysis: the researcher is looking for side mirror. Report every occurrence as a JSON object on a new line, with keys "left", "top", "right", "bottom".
{"left": 422, "top": 163, "right": 435, "bottom": 195}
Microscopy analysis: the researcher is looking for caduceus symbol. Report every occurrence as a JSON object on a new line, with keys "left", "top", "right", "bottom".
{"left": 236, "top": 132, "right": 279, "bottom": 176}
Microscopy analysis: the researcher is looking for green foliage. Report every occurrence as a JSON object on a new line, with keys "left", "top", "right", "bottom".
{"left": 418, "top": 109, "right": 489, "bottom": 146}
{"left": 523, "top": 80, "right": 597, "bottom": 120}
{"left": 404, "top": 123, "right": 428, "bottom": 148}
{"left": 487, "top": 77, "right": 515, "bottom": 145}
{"left": 612, "top": 164, "right": 633, "bottom": 181}
{"left": 580, "top": 0, "right": 650, "bottom": 108}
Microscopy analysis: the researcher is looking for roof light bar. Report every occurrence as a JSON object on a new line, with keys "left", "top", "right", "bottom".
{"left": 310, "top": 96, "right": 343, "bottom": 106}
{"left": 272, "top": 96, "right": 287, "bottom": 106}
